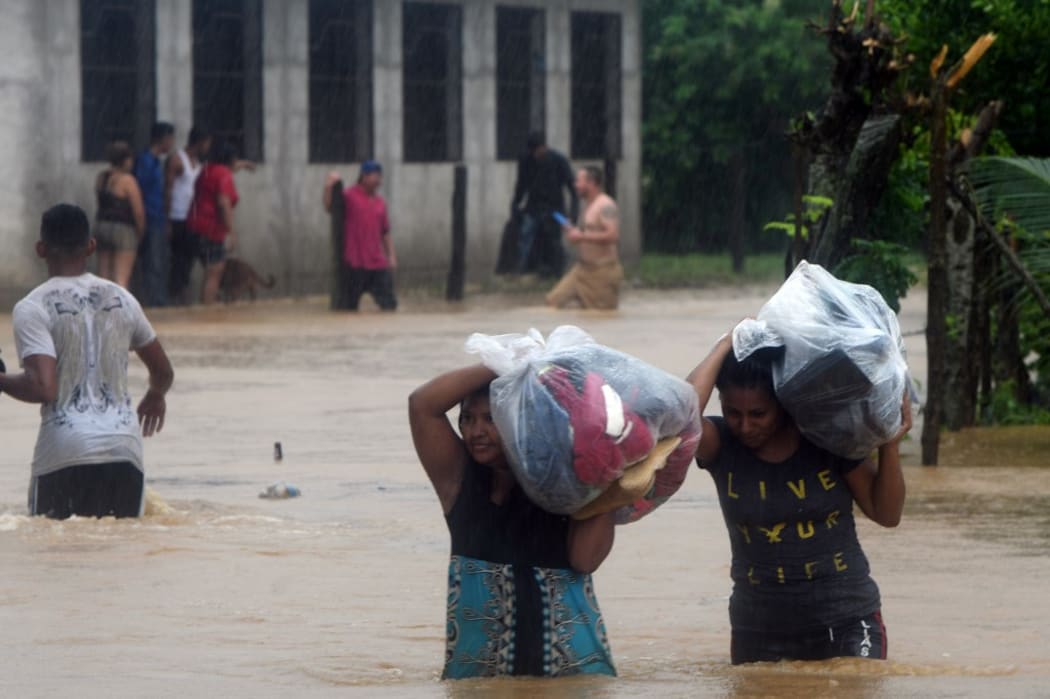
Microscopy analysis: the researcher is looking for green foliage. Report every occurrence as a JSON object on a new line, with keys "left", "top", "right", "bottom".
{"left": 984, "top": 381, "right": 1050, "bottom": 425}
{"left": 969, "top": 157, "right": 1050, "bottom": 236}
{"left": 833, "top": 240, "right": 918, "bottom": 312}
{"left": 970, "top": 157, "right": 1050, "bottom": 319}
{"left": 967, "top": 156, "right": 1050, "bottom": 424}
{"left": 870, "top": 125, "right": 929, "bottom": 248}
{"left": 878, "top": 0, "right": 1050, "bottom": 157}
{"left": 871, "top": 110, "right": 1016, "bottom": 249}
{"left": 642, "top": 0, "right": 831, "bottom": 253}
{"left": 636, "top": 253, "right": 784, "bottom": 288}
{"left": 764, "top": 195, "right": 834, "bottom": 240}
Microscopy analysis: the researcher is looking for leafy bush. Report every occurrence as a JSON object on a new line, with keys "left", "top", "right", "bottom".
{"left": 833, "top": 240, "right": 918, "bottom": 312}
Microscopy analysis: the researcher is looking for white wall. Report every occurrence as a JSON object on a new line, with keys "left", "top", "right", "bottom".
{"left": 0, "top": 0, "right": 641, "bottom": 304}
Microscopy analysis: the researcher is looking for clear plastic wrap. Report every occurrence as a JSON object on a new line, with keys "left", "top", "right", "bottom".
{"left": 465, "top": 326, "right": 701, "bottom": 523}
{"left": 732, "top": 261, "right": 910, "bottom": 460}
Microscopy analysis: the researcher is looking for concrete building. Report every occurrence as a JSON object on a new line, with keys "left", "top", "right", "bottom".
{"left": 0, "top": 0, "right": 641, "bottom": 304}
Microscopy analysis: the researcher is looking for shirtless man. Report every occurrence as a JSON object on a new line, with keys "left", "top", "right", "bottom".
{"left": 545, "top": 166, "right": 624, "bottom": 310}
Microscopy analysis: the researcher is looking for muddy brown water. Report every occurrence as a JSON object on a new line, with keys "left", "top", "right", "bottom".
{"left": 1, "top": 288, "right": 1048, "bottom": 697}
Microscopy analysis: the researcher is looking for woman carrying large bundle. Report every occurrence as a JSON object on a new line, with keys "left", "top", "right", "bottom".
{"left": 687, "top": 330, "right": 911, "bottom": 664}
{"left": 409, "top": 365, "right": 617, "bottom": 679}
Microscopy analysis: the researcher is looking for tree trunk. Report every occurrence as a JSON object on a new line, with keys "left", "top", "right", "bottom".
{"left": 729, "top": 152, "right": 747, "bottom": 274}
{"left": 994, "top": 281, "right": 1034, "bottom": 403}
{"left": 922, "top": 82, "right": 949, "bottom": 466}
{"left": 811, "top": 114, "right": 902, "bottom": 270}
{"left": 940, "top": 101, "right": 1003, "bottom": 429}
{"left": 329, "top": 178, "right": 347, "bottom": 310}
{"left": 975, "top": 241, "right": 993, "bottom": 421}
{"left": 788, "top": 142, "right": 807, "bottom": 276}
{"left": 942, "top": 196, "right": 977, "bottom": 429}
{"left": 792, "top": 2, "right": 909, "bottom": 268}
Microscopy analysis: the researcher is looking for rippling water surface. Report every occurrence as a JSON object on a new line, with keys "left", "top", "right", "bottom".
{"left": 2, "top": 289, "right": 1048, "bottom": 697}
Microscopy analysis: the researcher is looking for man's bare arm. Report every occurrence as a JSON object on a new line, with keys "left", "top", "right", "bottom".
{"left": 0, "top": 354, "right": 58, "bottom": 404}
{"left": 163, "top": 153, "right": 183, "bottom": 226}
{"left": 135, "top": 339, "right": 174, "bottom": 437}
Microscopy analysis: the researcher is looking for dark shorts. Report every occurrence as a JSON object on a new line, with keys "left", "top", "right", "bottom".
{"left": 30, "top": 461, "right": 145, "bottom": 519}
{"left": 730, "top": 611, "right": 887, "bottom": 664}
{"left": 199, "top": 237, "right": 227, "bottom": 266}
{"left": 342, "top": 267, "right": 397, "bottom": 311}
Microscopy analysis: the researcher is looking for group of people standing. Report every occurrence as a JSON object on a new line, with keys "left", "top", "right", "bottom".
{"left": 92, "top": 125, "right": 619, "bottom": 313}
{"left": 509, "top": 131, "right": 624, "bottom": 311}
{"left": 93, "top": 122, "right": 251, "bottom": 307}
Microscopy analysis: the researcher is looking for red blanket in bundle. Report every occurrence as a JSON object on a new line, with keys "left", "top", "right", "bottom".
{"left": 538, "top": 366, "right": 656, "bottom": 486}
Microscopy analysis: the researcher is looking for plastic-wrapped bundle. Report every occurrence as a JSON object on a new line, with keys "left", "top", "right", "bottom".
{"left": 733, "top": 261, "right": 911, "bottom": 460}
{"left": 465, "top": 326, "right": 701, "bottom": 523}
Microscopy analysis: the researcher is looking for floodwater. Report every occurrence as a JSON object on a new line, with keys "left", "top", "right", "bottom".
{"left": 1, "top": 286, "right": 1048, "bottom": 698}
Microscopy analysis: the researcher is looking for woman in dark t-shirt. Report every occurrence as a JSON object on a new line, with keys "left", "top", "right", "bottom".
{"left": 686, "top": 332, "right": 911, "bottom": 664}
{"left": 409, "top": 365, "right": 617, "bottom": 679}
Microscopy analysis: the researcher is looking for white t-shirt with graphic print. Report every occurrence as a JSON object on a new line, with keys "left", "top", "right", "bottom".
{"left": 13, "top": 273, "right": 157, "bottom": 478}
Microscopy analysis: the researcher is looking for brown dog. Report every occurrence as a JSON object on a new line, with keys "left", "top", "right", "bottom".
{"left": 220, "top": 257, "right": 275, "bottom": 302}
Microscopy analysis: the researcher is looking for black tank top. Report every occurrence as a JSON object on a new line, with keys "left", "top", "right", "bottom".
{"left": 445, "top": 459, "right": 572, "bottom": 570}
{"left": 96, "top": 171, "right": 136, "bottom": 225}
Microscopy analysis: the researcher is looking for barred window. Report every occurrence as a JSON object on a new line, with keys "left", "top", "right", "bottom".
{"left": 192, "top": 0, "right": 264, "bottom": 161}
{"left": 496, "top": 6, "right": 545, "bottom": 161}
{"left": 309, "top": 0, "right": 374, "bottom": 163}
{"left": 80, "top": 0, "right": 156, "bottom": 161}
{"left": 571, "top": 12, "right": 622, "bottom": 160}
{"left": 402, "top": 2, "right": 463, "bottom": 162}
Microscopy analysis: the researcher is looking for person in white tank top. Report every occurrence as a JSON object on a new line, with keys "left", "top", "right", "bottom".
{"left": 165, "top": 127, "right": 211, "bottom": 304}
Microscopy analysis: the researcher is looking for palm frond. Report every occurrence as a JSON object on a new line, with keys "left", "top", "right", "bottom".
{"left": 968, "top": 156, "right": 1050, "bottom": 236}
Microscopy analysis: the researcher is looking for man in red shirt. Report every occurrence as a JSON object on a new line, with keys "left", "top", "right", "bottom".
{"left": 323, "top": 160, "right": 398, "bottom": 311}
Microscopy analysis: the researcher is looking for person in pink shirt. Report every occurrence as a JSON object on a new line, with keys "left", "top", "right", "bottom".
{"left": 323, "top": 160, "right": 398, "bottom": 311}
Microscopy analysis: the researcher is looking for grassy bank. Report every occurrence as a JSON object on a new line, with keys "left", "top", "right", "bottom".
{"left": 636, "top": 253, "right": 784, "bottom": 288}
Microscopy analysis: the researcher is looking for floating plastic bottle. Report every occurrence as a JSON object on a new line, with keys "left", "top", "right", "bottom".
{"left": 259, "top": 481, "right": 300, "bottom": 499}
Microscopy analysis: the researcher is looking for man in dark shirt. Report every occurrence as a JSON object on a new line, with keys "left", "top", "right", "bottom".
{"left": 510, "top": 131, "right": 578, "bottom": 278}
{"left": 133, "top": 122, "right": 175, "bottom": 307}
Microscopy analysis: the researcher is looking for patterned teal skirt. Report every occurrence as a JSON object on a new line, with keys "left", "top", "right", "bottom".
{"left": 443, "top": 554, "right": 616, "bottom": 679}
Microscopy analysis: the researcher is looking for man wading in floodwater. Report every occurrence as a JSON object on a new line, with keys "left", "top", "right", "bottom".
{"left": 546, "top": 166, "right": 624, "bottom": 310}
{"left": 0, "top": 204, "right": 174, "bottom": 519}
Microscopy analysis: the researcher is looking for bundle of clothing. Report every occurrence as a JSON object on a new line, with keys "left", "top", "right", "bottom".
{"left": 733, "top": 261, "right": 913, "bottom": 460}
{"left": 466, "top": 326, "right": 701, "bottom": 523}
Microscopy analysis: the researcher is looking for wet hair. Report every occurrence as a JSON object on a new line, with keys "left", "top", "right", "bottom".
{"left": 582, "top": 165, "right": 604, "bottom": 188}
{"left": 526, "top": 130, "right": 546, "bottom": 152}
{"left": 40, "top": 204, "right": 90, "bottom": 257}
{"left": 188, "top": 126, "right": 210, "bottom": 147}
{"left": 150, "top": 121, "right": 175, "bottom": 143}
{"left": 209, "top": 137, "right": 238, "bottom": 166}
{"left": 715, "top": 348, "right": 781, "bottom": 397}
{"left": 458, "top": 385, "right": 492, "bottom": 416}
{"left": 105, "top": 140, "right": 133, "bottom": 168}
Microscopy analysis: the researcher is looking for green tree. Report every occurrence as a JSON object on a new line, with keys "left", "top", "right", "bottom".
{"left": 879, "top": 0, "right": 1050, "bottom": 157}
{"left": 642, "top": 0, "right": 831, "bottom": 266}
{"left": 969, "top": 156, "right": 1050, "bottom": 418}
